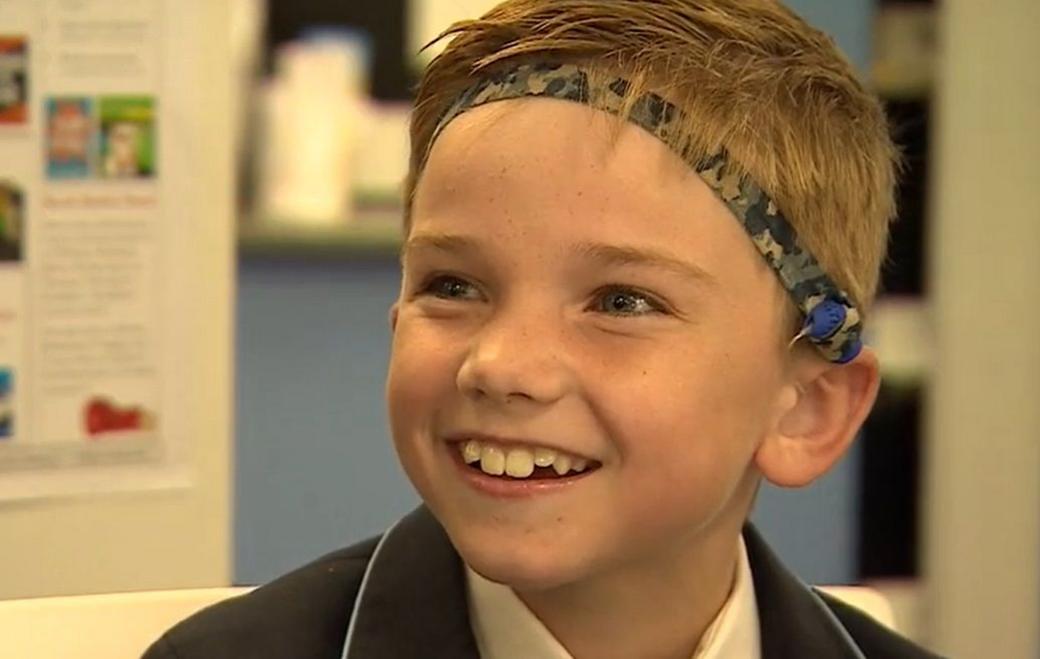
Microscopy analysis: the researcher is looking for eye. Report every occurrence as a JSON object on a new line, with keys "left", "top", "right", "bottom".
{"left": 591, "top": 287, "right": 666, "bottom": 317}
{"left": 419, "top": 274, "right": 483, "bottom": 301}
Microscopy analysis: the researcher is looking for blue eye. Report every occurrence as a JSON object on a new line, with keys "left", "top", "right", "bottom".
{"left": 593, "top": 287, "right": 664, "bottom": 316}
{"left": 421, "top": 275, "right": 482, "bottom": 301}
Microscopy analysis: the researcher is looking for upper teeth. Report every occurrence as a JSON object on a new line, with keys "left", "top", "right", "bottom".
{"left": 461, "top": 440, "right": 590, "bottom": 479}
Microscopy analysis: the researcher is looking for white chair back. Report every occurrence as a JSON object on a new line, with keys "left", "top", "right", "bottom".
{"left": 0, "top": 584, "right": 894, "bottom": 658}
{"left": 0, "top": 586, "right": 254, "bottom": 659}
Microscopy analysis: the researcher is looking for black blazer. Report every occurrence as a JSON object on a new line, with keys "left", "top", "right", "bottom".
{"left": 143, "top": 507, "right": 943, "bottom": 658}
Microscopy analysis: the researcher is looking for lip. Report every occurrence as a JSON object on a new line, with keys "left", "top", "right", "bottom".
{"left": 442, "top": 441, "right": 597, "bottom": 499}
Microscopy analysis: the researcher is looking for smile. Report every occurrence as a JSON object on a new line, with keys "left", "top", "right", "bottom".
{"left": 456, "top": 438, "right": 600, "bottom": 480}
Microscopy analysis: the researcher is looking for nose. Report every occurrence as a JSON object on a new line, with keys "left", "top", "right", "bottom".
{"left": 456, "top": 306, "right": 574, "bottom": 407}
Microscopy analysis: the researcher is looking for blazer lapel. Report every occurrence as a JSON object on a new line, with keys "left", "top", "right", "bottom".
{"left": 343, "top": 509, "right": 864, "bottom": 659}
{"left": 342, "top": 507, "right": 481, "bottom": 659}
{"left": 744, "top": 524, "right": 865, "bottom": 659}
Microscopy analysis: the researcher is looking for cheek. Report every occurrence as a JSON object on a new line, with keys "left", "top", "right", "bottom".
{"left": 602, "top": 404, "right": 760, "bottom": 549}
{"left": 615, "top": 395, "right": 749, "bottom": 497}
{"left": 386, "top": 320, "right": 465, "bottom": 434}
{"left": 603, "top": 344, "right": 772, "bottom": 444}
{"left": 386, "top": 323, "right": 457, "bottom": 493}
{"left": 593, "top": 346, "right": 777, "bottom": 516}
{"left": 388, "top": 330, "right": 432, "bottom": 416}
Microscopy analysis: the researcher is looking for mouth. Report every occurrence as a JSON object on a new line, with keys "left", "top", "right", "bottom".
{"left": 446, "top": 436, "right": 601, "bottom": 494}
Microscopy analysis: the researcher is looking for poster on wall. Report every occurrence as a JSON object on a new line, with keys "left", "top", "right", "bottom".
{"left": 0, "top": 0, "right": 187, "bottom": 500}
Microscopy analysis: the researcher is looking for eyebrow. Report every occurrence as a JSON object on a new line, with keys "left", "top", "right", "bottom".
{"left": 401, "top": 232, "right": 481, "bottom": 262}
{"left": 402, "top": 233, "right": 718, "bottom": 288}
{"left": 574, "top": 242, "right": 720, "bottom": 288}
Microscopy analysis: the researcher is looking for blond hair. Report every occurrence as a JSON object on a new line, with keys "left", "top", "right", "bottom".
{"left": 406, "top": 0, "right": 899, "bottom": 314}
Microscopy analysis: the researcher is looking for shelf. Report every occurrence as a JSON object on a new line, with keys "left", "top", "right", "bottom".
{"left": 238, "top": 207, "right": 404, "bottom": 260}
{"left": 871, "top": 4, "right": 936, "bottom": 101}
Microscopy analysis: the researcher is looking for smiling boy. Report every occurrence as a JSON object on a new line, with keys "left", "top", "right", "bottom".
{"left": 146, "top": 1, "right": 942, "bottom": 657}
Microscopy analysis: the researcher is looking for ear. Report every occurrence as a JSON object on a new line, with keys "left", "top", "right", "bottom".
{"left": 755, "top": 347, "right": 881, "bottom": 488}
{"left": 388, "top": 303, "right": 399, "bottom": 333}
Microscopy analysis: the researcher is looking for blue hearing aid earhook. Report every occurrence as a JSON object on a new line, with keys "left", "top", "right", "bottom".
{"left": 805, "top": 299, "right": 846, "bottom": 341}
{"left": 802, "top": 299, "right": 861, "bottom": 364}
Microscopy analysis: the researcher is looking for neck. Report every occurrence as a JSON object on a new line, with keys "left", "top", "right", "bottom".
{"left": 516, "top": 523, "right": 744, "bottom": 659}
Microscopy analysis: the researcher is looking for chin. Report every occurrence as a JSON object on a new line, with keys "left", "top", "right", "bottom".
{"left": 447, "top": 521, "right": 598, "bottom": 592}
{"left": 463, "top": 547, "right": 581, "bottom": 592}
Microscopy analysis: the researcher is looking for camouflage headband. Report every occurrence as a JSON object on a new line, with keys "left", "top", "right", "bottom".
{"left": 426, "top": 62, "right": 863, "bottom": 364}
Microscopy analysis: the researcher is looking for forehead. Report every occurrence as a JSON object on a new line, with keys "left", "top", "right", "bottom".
{"left": 412, "top": 99, "right": 766, "bottom": 284}
{"left": 417, "top": 99, "right": 695, "bottom": 220}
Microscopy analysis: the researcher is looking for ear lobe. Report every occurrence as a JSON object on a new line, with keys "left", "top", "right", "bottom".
{"left": 389, "top": 303, "right": 399, "bottom": 333}
{"left": 755, "top": 347, "right": 881, "bottom": 488}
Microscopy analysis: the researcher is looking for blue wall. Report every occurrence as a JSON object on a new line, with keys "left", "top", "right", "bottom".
{"left": 235, "top": 260, "right": 416, "bottom": 580}
{"left": 786, "top": 0, "right": 873, "bottom": 70}
{"left": 234, "top": 0, "right": 875, "bottom": 586}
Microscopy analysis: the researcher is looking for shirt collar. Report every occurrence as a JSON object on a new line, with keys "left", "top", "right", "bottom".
{"left": 465, "top": 538, "right": 761, "bottom": 659}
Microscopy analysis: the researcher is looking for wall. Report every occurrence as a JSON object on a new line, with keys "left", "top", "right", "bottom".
{"left": 923, "top": 0, "right": 1040, "bottom": 654}
{"left": 0, "top": 0, "right": 234, "bottom": 599}
{"left": 235, "top": 259, "right": 415, "bottom": 579}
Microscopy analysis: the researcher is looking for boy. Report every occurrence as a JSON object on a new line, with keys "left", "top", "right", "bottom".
{"left": 147, "top": 1, "right": 942, "bottom": 657}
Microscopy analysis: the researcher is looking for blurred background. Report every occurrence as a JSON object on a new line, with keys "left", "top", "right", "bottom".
{"left": 2, "top": 1, "right": 1037, "bottom": 657}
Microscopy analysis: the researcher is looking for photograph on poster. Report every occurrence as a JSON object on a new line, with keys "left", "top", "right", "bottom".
{"left": 100, "top": 95, "right": 156, "bottom": 178}
{"left": 0, "top": 369, "right": 12, "bottom": 439}
{"left": 46, "top": 96, "right": 94, "bottom": 179}
{"left": 0, "top": 35, "right": 28, "bottom": 125}
{"left": 0, "top": 180, "right": 23, "bottom": 261}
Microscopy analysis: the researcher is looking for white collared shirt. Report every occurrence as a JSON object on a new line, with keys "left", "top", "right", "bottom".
{"left": 465, "top": 538, "right": 761, "bottom": 659}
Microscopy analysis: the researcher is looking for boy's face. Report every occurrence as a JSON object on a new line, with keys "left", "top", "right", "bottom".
{"left": 387, "top": 99, "right": 795, "bottom": 589}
